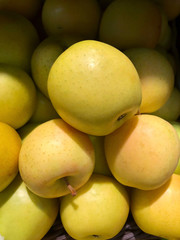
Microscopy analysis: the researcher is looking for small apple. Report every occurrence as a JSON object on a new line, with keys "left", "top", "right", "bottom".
{"left": 0, "top": 174, "right": 59, "bottom": 240}
{"left": 19, "top": 118, "right": 95, "bottom": 198}
{"left": 0, "top": 64, "right": 37, "bottom": 129}
{"left": 131, "top": 174, "right": 180, "bottom": 239}
{"left": 0, "top": 122, "right": 21, "bottom": 192}
{"left": 124, "top": 47, "right": 174, "bottom": 113}
{"left": 48, "top": 40, "right": 142, "bottom": 136}
{"left": 60, "top": 173, "right": 130, "bottom": 240}
{"left": 89, "top": 135, "right": 112, "bottom": 176}
{"left": 105, "top": 114, "right": 180, "bottom": 190}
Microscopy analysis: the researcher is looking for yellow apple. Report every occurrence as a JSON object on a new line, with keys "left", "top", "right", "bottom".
{"left": 29, "top": 90, "right": 59, "bottom": 123}
{"left": 124, "top": 47, "right": 174, "bottom": 113}
{"left": 0, "top": 122, "right": 21, "bottom": 192}
{"left": 89, "top": 135, "right": 112, "bottom": 176}
{"left": 151, "top": 87, "right": 180, "bottom": 121}
{"left": 0, "top": 10, "right": 39, "bottom": 72}
{"left": 41, "top": 0, "right": 101, "bottom": 39}
{"left": 0, "top": 174, "right": 59, "bottom": 240}
{"left": 0, "top": 64, "right": 37, "bottom": 129}
{"left": 48, "top": 40, "right": 142, "bottom": 136}
{"left": 131, "top": 174, "right": 180, "bottom": 239}
{"left": 19, "top": 118, "right": 95, "bottom": 198}
{"left": 60, "top": 173, "right": 129, "bottom": 240}
{"left": 105, "top": 114, "right": 180, "bottom": 190}
{"left": 98, "top": 0, "right": 162, "bottom": 50}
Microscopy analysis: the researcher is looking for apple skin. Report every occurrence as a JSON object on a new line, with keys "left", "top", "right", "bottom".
{"left": 131, "top": 174, "right": 180, "bottom": 239}
{"left": 60, "top": 173, "right": 129, "bottom": 240}
{"left": 19, "top": 118, "right": 95, "bottom": 198}
{"left": 0, "top": 174, "right": 59, "bottom": 240}
{"left": 0, "top": 64, "right": 37, "bottom": 129}
{"left": 124, "top": 47, "right": 174, "bottom": 113}
{"left": 105, "top": 114, "right": 180, "bottom": 190}
{"left": 0, "top": 122, "right": 21, "bottom": 192}
{"left": 48, "top": 40, "right": 142, "bottom": 136}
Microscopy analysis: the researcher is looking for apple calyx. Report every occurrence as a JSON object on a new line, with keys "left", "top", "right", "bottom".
{"left": 64, "top": 177, "right": 77, "bottom": 196}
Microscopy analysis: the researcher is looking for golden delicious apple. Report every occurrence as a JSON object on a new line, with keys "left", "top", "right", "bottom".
{"left": 0, "top": 122, "right": 21, "bottom": 192}
{"left": 31, "top": 34, "right": 85, "bottom": 98}
{"left": 0, "top": 11, "right": 39, "bottom": 72}
{"left": 124, "top": 47, "right": 174, "bottom": 113}
{"left": 131, "top": 174, "right": 180, "bottom": 239}
{"left": 105, "top": 114, "right": 180, "bottom": 190}
{"left": 89, "top": 135, "right": 112, "bottom": 176}
{"left": 0, "top": 64, "right": 37, "bottom": 129}
{"left": 42, "top": 0, "right": 101, "bottom": 39}
{"left": 98, "top": 0, "right": 162, "bottom": 50}
{"left": 0, "top": 174, "right": 59, "bottom": 240}
{"left": 29, "top": 90, "right": 59, "bottom": 123}
{"left": 48, "top": 40, "right": 142, "bottom": 136}
{"left": 151, "top": 87, "right": 180, "bottom": 121}
{"left": 19, "top": 118, "right": 95, "bottom": 198}
{"left": 60, "top": 173, "right": 129, "bottom": 240}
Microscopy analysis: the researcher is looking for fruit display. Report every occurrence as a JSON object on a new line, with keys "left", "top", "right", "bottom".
{"left": 0, "top": 0, "right": 180, "bottom": 239}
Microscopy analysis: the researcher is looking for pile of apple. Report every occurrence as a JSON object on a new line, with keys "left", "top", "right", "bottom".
{"left": 0, "top": 0, "right": 180, "bottom": 240}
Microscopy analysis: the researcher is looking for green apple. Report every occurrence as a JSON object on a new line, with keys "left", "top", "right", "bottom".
{"left": 98, "top": 0, "right": 162, "bottom": 50}
{"left": 42, "top": 0, "right": 101, "bottom": 39}
{"left": 124, "top": 47, "right": 174, "bottom": 113}
{"left": 60, "top": 173, "right": 129, "bottom": 240}
{"left": 0, "top": 174, "right": 59, "bottom": 240}
{"left": 105, "top": 114, "right": 180, "bottom": 190}
{"left": 0, "top": 64, "right": 37, "bottom": 129}
{"left": 89, "top": 135, "right": 112, "bottom": 176}
{"left": 0, "top": 10, "right": 39, "bottom": 72}
{"left": 19, "top": 118, "right": 95, "bottom": 198}
{"left": 131, "top": 174, "right": 180, "bottom": 239}
{"left": 29, "top": 90, "right": 59, "bottom": 123}
{"left": 48, "top": 40, "right": 142, "bottom": 136}
{"left": 151, "top": 87, "right": 180, "bottom": 121}
{"left": 0, "top": 122, "right": 21, "bottom": 192}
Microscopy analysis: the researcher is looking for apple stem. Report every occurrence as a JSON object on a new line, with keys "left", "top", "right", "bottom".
{"left": 64, "top": 178, "right": 77, "bottom": 196}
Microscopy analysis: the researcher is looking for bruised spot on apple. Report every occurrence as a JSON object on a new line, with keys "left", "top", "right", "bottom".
{"left": 48, "top": 40, "right": 142, "bottom": 136}
{"left": 19, "top": 118, "right": 95, "bottom": 198}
